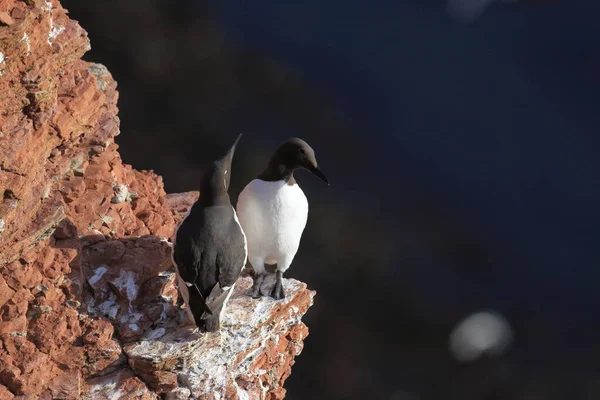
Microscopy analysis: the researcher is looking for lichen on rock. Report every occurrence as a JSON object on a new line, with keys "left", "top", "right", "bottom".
{"left": 124, "top": 277, "right": 314, "bottom": 399}
{"left": 0, "top": 0, "right": 315, "bottom": 398}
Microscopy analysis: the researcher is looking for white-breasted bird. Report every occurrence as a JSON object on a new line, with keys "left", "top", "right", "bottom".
{"left": 236, "top": 138, "right": 329, "bottom": 299}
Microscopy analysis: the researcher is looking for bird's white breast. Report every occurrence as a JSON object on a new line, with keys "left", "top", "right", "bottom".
{"left": 236, "top": 179, "right": 308, "bottom": 264}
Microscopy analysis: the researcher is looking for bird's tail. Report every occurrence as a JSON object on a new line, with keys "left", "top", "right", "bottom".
{"left": 175, "top": 270, "right": 211, "bottom": 327}
{"left": 190, "top": 282, "right": 236, "bottom": 333}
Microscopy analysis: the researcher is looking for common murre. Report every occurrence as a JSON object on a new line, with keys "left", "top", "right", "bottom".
{"left": 236, "top": 137, "right": 329, "bottom": 299}
{"left": 172, "top": 134, "right": 247, "bottom": 332}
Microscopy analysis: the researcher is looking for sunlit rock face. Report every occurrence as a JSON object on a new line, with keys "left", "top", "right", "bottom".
{"left": 0, "top": 1, "right": 315, "bottom": 397}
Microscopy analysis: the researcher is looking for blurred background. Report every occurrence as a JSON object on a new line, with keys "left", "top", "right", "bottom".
{"left": 60, "top": 0, "right": 600, "bottom": 398}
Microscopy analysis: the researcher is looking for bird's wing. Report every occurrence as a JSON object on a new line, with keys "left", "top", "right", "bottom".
{"left": 173, "top": 222, "right": 216, "bottom": 320}
{"left": 201, "top": 257, "right": 244, "bottom": 316}
{"left": 217, "top": 221, "right": 248, "bottom": 289}
{"left": 174, "top": 240, "right": 201, "bottom": 289}
{"left": 201, "top": 222, "right": 247, "bottom": 316}
{"left": 173, "top": 214, "right": 202, "bottom": 285}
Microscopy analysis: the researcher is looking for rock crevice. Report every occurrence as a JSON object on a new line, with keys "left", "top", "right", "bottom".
{"left": 0, "top": 0, "right": 315, "bottom": 398}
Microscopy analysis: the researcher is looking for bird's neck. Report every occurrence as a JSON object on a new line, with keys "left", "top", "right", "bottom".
{"left": 257, "top": 159, "right": 297, "bottom": 185}
{"left": 199, "top": 187, "right": 231, "bottom": 207}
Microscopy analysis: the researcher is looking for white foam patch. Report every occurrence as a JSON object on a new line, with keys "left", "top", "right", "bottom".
{"left": 160, "top": 293, "right": 176, "bottom": 304}
{"left": 120, "top": 311, "right": 143, "bottom": 325}
{"left": 160, "top": 303, "right": 169, "bottom": 321}
{"left": 86, "top": 297, "right": 97, "bottom": 315}
{"left": 111, "top": 183, "right": 129, "bottom": 204}
{"left": 168, "top": 387, "right": 191, "bottom": 399}
{"left": 88, "top": 265, "right": 108, "bottom": 287}
{"left": 97, "top": 291, "right": 119, "bottom": 319}
{"left": 22, "top": 33, "right": 31, "bottom": 55}
{"left": 233, "top": 379, "right": 250, "bottom": 400}
{"left": 43, "top": 0, "right": 64, "bottom": 46}
{"left": 48, "top": 25, "right": 65, "bottom": 44}
{"left": 87, "top": 372, "right": 127, "bottom": 400}
{"left": 113, "top": 270, "right": 139, "bottom": 302}
{"left": 144, "top": 327, "right": 166, "bottom": 341}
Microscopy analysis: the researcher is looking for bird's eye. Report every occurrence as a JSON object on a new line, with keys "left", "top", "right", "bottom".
{"left": 299, "top": 148, "right": 305, "bottom": 154}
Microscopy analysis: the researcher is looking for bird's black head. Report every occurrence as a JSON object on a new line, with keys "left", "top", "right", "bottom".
{"left": 260, "top": 137, "right": 329, "bottom": 185}
{"left": 199, "top": 134, "right": 242, "bottom": 205}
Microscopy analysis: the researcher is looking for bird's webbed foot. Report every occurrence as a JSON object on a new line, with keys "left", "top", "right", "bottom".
{"left": 269, "top": 271, "right": 285, "bottom": 300}
{"left": 247, "top": 272, "right": 266, "bottom": 298}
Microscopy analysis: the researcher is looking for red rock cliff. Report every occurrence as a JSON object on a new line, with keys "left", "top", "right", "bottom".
{"left": 0, "top": 0, "right": 315, "bottom": 398}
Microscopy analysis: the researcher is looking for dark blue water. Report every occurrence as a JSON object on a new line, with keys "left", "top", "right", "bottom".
{"left": 208, "top": 0, "right": 600, "bottom": 320}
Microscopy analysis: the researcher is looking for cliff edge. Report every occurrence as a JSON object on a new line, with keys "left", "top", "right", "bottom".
{"left": 0, "top": 0, "right": 315, "bottom": 398}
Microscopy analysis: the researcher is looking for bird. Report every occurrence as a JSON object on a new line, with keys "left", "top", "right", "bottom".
{"left": 172, "top": 134, "right": 247, "bottom": 333}
{"left": 236, "top": 137, "right": 329, "bottom": 300}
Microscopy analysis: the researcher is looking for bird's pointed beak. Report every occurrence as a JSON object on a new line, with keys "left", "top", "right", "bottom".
{"left": 226, "top": 133, "right": 243, "bottom": 159}
{"left": 220, "top": 133, "right": 242, "bottom": 168}
{"left": 309, "top": 165, "right": 330, "bottom": 186}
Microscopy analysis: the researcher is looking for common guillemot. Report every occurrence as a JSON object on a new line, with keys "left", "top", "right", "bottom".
{"left": 172, "top": 134, "right": 247, "bottom": 332}
{"left": 236, "top": 137, "right": 329, "bottom": 299}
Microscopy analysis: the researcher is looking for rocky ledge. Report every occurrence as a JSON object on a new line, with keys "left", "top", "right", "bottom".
{"left": 0, "top": 0, "right": 315, "bottom": 398}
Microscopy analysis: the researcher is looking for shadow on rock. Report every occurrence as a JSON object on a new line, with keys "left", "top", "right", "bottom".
{"left": 78, "top": 233, "right": 184, "bottom": 343}
{"left": 49, "top": 212, "right": 315, "bottom": 398}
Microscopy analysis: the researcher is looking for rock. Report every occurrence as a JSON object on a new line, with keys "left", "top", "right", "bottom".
{"left": 110, "top": 183, "right": 129, "bottom": 204}
{"left": 124, "top": 277, "right": 314, "bottom": 399}
{"left": 0, "top": 335, "right": 61, "bottom": 395}
{"left": 0, "top": 0, "right": 315, "bottom": 397}
{"left": 0, "top": 11, "right": 14, "bottom": 26}
{"left": 48, "top": 370, "right": 81, "bottom": 400}
{"left": 164, "top": 192, "right": 199, "bottom": 226}
{"left": 84, "top": 368, "right": 157, "bottom": 400}
{"left": 0, "top": 385, "right": 14, "bottom": 399}
{"left": 0, "top": 275, "right": 16, "bottom": 309}
{"left": 165, "top": 387, "right": 192, "bottom": 400}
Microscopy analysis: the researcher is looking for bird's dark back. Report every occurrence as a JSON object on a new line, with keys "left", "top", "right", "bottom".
{"left": 176, "top": 203, "right": 234, "bottom": 243}
{"left": 173, "top": 202, "right": 245, "bottom": 296}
